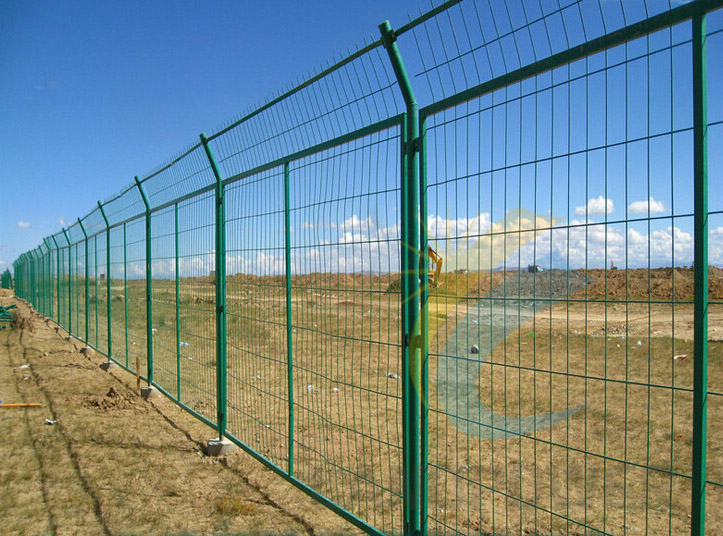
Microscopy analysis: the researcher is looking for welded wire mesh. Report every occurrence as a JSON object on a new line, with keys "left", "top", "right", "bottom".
{"left": 287, "top": 123, "right": 404, "bottom": 533}
{"left": 10, "top": 2, "right": 721, "bottom": 535}
{"left": 125, "top": 217, "right": 146, "bottom": 375}
{"left": 176, "top": 192, "right": 216, "bottom": 422}
{"left": 110, "top": 225, "right": 129, "bottom": 368}
{"left": 420, "top": 10, "right": 719, "bottom": 536}
{"left": 705, "top": 6, "right": 723, "bottom": 527}
{"left": 74, "top": 240, "right": 87, "bottom": 341}
{"left": 94, "top": 232, "right": 110, "bottom": 355}
{"left": 150, "top": 206, "right": 180, "bottom": 399}
{"left": 401, "top": 0, "right": 695, "bottom": 103}
{"left": 209, "top": 43, "right": 403, "bottom": 181}
{"left": 140, "top": 144, "right": 215, "bottom": 210}
{"left": 87, "top": 235, "right": 99, "bottom": 350}
{"left": 225, "top": 166, "right": 289, "bottom": 466}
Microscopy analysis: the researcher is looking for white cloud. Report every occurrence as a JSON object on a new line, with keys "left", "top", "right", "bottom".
{"left": 17, "top": 221, "right": 30, "bottom": 229}
{"left": 134, "top": 212, "right": 718, "bottom": 280}
{"left": 58, "top": 217, "right": 69, "bottom": 227}
{"left": 516, "top": 222, "right": 697, "bottom": 269}
{"left": 628, "top": 196, "right": 665, "bottom": 214}
{"left": 574, "top": 196, "right": 614, "bottom": 217}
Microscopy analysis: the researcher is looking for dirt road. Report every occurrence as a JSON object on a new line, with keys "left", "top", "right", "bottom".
{"left": 0, "top": 295, "right": 360, "bottom": 536}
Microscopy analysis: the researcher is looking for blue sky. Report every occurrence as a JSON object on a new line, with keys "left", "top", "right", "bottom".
{"left": 3, "top": 0, "right": 722, "bottom": 276}
{"left": 0, "top": 0, "right": 430, "bottom": 271}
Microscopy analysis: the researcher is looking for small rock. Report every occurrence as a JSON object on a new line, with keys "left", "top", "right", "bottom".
{"left": 470, "top": 345, "right": 480, "bottom": 354}
{"left": 44, "top": 419, "right": 57, "bottom": 425}
{"left": 180, "top": 341, "right": 190, "bottom": 347}
{"left": 332, "top": 387, "right": 339, "bottom": 393}
{"left": 307, "top": 385, "right": 314, "bottom": 392}
{"left": 386, "top": 372, "right": 400, "bottom": 380}
{"left": 636, "top": 340, "right": 642, "bottom": 346}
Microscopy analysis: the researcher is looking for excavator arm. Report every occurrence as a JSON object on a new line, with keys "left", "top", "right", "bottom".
{"left": 426, "top": 246, "right": 443, "bottom": 289}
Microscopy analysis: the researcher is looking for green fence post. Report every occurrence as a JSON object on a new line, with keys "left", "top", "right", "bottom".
{"left": 51, "top": 234, "right": 60, "bottom": 322}
{"left": 418, "top": 114, "right": 429, "bottom": 536}
{"left": 124, "top": 223, "right": 129, "bottom": 368}
{"left": 62, "top": 228, "right": 72, "bottom": 334}
{"left": 98, "top": 201, "right": 112, "bottom": 357}
{"left": 174, "top": 204, "right": 181, "bottom": 400}
{"left": 283, "top": 161, "right": 295, "bottom": 476}
{"left": 78, "top": 218, "right": 89, "bottom": 343}
{"left": 37, "top": 247, "right": 43, "bottom": 313}
{"left": 692, "top": 9, "right": 709, "bottom": 536}
{"left": 379, "top": 20, "right": 422, "bottom": 536}
{"left": 134, "top": 176, "right": 154, "bottom": 385}
{"left": 29, "top": 249, "right": 37, "bottom": 309}
{"left": 43, "top": 238, "right": 52, "bottom": 316}
{"left": 200, "top": 133, "right": 228, "bottom": 439}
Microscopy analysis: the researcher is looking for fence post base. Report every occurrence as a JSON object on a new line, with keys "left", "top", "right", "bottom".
{"left": 206, "top": 437, "right": 237, "bottom": 457}
{"left": 140, "top": 386, "right": 160, "bottom": 400}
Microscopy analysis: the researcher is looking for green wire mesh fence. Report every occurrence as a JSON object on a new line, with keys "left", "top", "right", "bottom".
{"left": 11, "top": 1, "right": 722, "bottom": 535}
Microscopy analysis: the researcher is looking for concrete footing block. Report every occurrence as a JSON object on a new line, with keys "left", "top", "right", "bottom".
{"left": 80, "top": 346, "right": 94, "bottom": 356}
{"left": 140, "top": 386, "right": 161, "bottom": 400}
{"left": 206, "top": 437, "right": 237, "bottom": 456}
{"left": 99, "top": 360, "right": 114, "bottom": 371}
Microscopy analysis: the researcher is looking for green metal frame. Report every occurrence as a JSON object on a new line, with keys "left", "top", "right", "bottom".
{"left": 134, "top": 176, "right": 154, "bottom": 385}
{"left": 691, "top": 10, "right": 709, "bottom": 536}
{"left": 78, "top": 218, "right": 89, "bottom": 343}
{"left": 201, "top": 134, "right": 228, "bottom": 439}
{"left": 379, "top": 20, "right": 422, "bottom": 536}
{"left": 123, "top": 223, "right": 129, "bottom": 368}
{"left": 51, "top": 234, "right": 60, "bottom": 321}
{"left": 11, "top": 2, "right": 722, "bottom": 535}
{"left": 61, "top": 227, "right": 71, "bottom": 333}
{"left": 97, "top": 201, "right": 112, "bottom": 356}
{"left": 283, "top": 161, "right": 295, "bottom": 476}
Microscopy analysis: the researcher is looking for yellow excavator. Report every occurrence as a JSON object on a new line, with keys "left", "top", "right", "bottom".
{"left": 425, "top": 246, "right": 443, "bottom": 289}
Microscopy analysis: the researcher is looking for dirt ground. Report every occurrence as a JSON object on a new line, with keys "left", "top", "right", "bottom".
{"left": 0, "top": 294, "right": 364, "bottom": 536}
{"left": 3, "top": 265, "right": 722, "bottom": 536}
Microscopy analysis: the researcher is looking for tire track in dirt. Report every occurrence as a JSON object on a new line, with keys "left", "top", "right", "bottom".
{"left": 6, "top": 311, "right": 111, "bottom": 535}
{"left": 1, "top": 326, "right": 56, "bottom": 535}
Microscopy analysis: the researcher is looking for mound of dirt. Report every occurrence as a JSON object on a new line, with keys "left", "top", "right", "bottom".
{"left": 579, "top": 266, "right": 723, "bottom": 301}
{"left": 83, "top": 386, "right": 138, "bottom": 411}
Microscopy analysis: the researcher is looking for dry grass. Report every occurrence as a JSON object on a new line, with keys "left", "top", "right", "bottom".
{"left": 5, "top": 267, "right": 723, "bottom": 535}
{"left": 0, "top": 296, "right": 363, "bottom": 536}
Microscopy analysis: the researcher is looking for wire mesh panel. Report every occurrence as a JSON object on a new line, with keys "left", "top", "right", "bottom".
{"left": 287, "top": 122, "right": 404, "bottom": 534}
{"left": 225, "top": 167, "right": 289, "bottom": 466}
{"left": 57, "top": 246, "right": 69, "bottom": 331}
{"left": 705, "top": 6, "right": 723, "bottom": 530}
{"left": 125, "top": 217, "right": 147, "bottom": 376}
{"left": 74, "top": 240, "right": 87, "bottom": 341}
{"left": 151, "top": 206, "right": 180, "bottom": 399}
{"left": 418, "top": 11, "right": 719, "bottom": 536}
{"left": 9, "top": 2, "right": 723, "bottom": 535}
{"left": 87, "top": 234, "right": 100, "bottom": 350}
{"left": 110, "top": 225, "right": 128, "bottom": 368}
{"left": 94, "top": 232, "right": 110, "bottom": 355}
{"left": 176, "top": 192, "right": 216, "bottom": 422}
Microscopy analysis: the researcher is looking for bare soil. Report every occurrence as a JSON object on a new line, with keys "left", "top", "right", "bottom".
{"left": 0, "top": 295, "right": 363, "bottom": 536}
